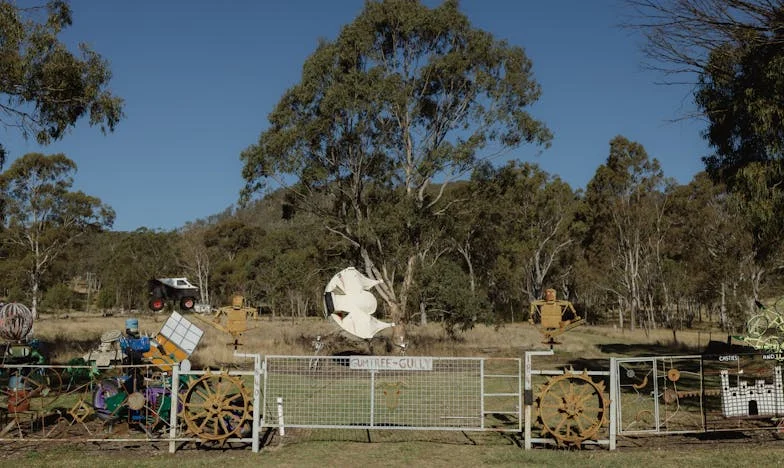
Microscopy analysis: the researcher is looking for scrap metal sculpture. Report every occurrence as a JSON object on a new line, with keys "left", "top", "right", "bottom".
{"left": 148, "top": 277, "right": 200, "bottom": 312}
{"left": 529, "top": 289, "right": 584, "bottom": 347}
{"left": 536, "top": 370, "right": 608, "bottom": 446}
{"left": 0, "top": 302, "right": 34, "bottom": 342}
{"left": 181, "top": 371, "right": 252, "bottom": 443}
{"left": 323, "top": 267, "right": 393, "bottom": 340}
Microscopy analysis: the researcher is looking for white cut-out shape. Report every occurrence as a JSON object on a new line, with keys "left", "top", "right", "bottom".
{"left": 324, "top": 267, "right": 393, "bottom": 339}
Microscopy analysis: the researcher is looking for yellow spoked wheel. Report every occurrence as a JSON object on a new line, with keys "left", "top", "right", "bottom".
{"left": 536, "top": 371, "right": 608, "bottom": 446}
{"left": 181, "top": 372, "right": 251, "bottom": 443}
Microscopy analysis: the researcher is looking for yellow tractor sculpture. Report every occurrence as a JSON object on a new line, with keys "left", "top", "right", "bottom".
{"left": 529, "top": 288, "right": 584, "bottom": 347}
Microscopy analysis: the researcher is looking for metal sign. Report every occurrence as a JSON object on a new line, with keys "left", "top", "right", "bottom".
{"left": 349, "top": 356, "right": 433, "bottom": 371}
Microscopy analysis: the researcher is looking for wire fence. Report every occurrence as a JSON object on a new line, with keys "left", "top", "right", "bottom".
{"left": 262, "top": 355, "right": 521, "bottom": 431}
{"left": 615, "top": 353, "right": 784, "bottom": 435}
{"left": 2, "top": 351, "right": 783, "bottom": 450}
{"left": 0, "top": 362, "right": 177, "bottom": 441}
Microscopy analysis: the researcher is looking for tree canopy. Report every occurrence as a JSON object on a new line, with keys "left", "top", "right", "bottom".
{"left": 0, "top": 152, "right": 114, "bottom": 316}
{"left": 0, "top": 0, "right": 123, "bottom": 159}
{"left": 240, "top": 0, "right": 551, "bottom": 345}
{"left": 240, "top": 0, "right": 552, "bottom": 340}
{"left": 628, "top": 1, "right": 782, "bottom": 163}
{"left": 628, "top": 0, "right": 784, "bottom": 268}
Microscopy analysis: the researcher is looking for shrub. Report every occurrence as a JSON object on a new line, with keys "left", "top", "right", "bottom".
{"left": 43, "top": 283, "right": 76, "bottom": 310}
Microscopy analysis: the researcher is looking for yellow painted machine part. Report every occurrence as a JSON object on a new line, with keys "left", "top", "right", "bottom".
{"left": 142, "top": 335, "right": 188, "bottom": 372}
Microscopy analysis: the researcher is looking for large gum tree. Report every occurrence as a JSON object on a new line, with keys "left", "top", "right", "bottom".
{"left": 0, "top": 153, "right": 114, "bottom": 317}
{"left": 241, "top": 0, "right": 551, "bottom": 346}
{"left": 627, "top": 0, "right": 784, "bottom": 282}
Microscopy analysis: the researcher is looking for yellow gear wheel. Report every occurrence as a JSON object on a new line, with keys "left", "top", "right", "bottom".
{"left": 536, "top": 370, "right": 609, "bottom": 446}
{"left": 181, "top": 371, "right": 252, "bottom": 443}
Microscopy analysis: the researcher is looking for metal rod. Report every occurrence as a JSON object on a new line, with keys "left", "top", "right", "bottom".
{"left": 277, "top": 397, "right": 285, "bottom": 436}
{"left": 369, "top": 370, "right": 376, "bottom": 428}
{"left": 524, "top": 350, "right": 553, "bottom": 450}
{"left": 168, "top": 363, "right": 179, "bottom": 454}
{"left": 609, "top": 357, "right": 617, "bottom": 450}
{"left": 480, "top": 359, "right": 485, "bottom": 429}
{"left": 235, "top": 351, "right": 263, "bottom": 453}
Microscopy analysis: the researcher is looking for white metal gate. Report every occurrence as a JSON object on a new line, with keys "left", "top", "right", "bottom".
{"left": 262, "top": 355, "right": 521, "bottom": 432}
{"left": 614, "top": 353, "right": 784, "bottom": 435}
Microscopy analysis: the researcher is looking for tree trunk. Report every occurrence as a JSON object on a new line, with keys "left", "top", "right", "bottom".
{"left": 389, "top": 302, "right": 408, "bottom": 350}
{"left": 363, "top": 248, "right": 416, "bottom": 350}
{"left": 30, "top": 274, "right": 39, "bottom": 319}
{"left": 719, "top": 282, "right": 727, "bottom": 330}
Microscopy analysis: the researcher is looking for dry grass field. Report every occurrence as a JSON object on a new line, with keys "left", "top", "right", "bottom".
{"left": 31, "top": 311, "right": 719, "bottom": 367}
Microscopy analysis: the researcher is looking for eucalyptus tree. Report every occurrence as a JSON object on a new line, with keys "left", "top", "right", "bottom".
{"left": 96, "top": 229, "right": 179, "bottom": 311}
{"left": 454, "top": 161, "right": 577, "bottom": 323}
{"left": 241, "top": 0, "right": 551, "bottom": 345}
{"left": 178, "top": 225, "right": 212, "bottom": 306}
{"left": 443, "top": 176, "right": 501, "bottom": 304}
{"left": 496, "top": 162, "right": 577, "bottom": 302}
{"left": 627, "top": 0, "right": 784, "bottom": 172}
{"left": 0, "top": 153, "right": 114, "bottom": 316}
{"left": 0, "top": 0, "right": 123, "bottom": 155}
{"left": 202, "top": 220, "right": 267, "bottom": 303}
{"left": 667, "top": 173, "right": 758, "bottom": 330}
{"left": 627, "top": 0, "right": 784, "bottom": 267}
{"left": 246, "top": 216, "right": 336, "bottom": 319}
{"left": 581, "top": 136, "right": 669, "bottom": 330}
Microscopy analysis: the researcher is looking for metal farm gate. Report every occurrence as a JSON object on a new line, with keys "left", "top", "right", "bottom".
{"left": 614, "top": 353, "right": 784, "bottom": 435}
{"left": 16, "top": 350, "right": 782, "bottom": 451}
{"left": 261, "top": 355, "right": 521, "bottom": 432}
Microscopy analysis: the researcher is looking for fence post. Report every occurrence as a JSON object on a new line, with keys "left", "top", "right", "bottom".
{"left": 609, "top": 357, "right": 617, "bottom": 450}
{"left": 277, "top": 397, "right": 285, "bottom": 436}
{"left": 235, "top": 352, "right": 263, "bottom": 453}
{"left": 480, "top": 359, "right": 485, "bottom": 430}
{"left": 168, "top": 363, "right": 180, "bottom": 454}
{"left": 524, "top": 350, "right": 553, "bottom": 450}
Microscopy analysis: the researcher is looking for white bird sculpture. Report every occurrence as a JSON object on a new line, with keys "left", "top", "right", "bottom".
{"left": 323, "top": 267, "right": 393, "bottom": 339}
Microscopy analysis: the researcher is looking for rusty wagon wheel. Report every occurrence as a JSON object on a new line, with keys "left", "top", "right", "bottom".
{"left": 536, "top": 371, "right": 609, "bottom": 446}
{"left": 181, "top": 372, "right": 251, "bottom": 443}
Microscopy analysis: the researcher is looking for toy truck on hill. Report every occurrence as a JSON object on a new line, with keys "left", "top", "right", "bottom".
{"left": 147, "top": 277, "right": 199, "bottom": 312}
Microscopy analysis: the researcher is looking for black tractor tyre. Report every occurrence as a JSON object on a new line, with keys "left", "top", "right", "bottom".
{"left": 180, "top": 296, "right": 196, "bottom": 310}
{"left": 149, "top": 298, "right": 165, "bottom": 312}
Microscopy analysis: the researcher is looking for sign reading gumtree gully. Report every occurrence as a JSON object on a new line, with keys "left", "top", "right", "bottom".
{"left": 349, "top": 356, "right": 433, "bottom": 371}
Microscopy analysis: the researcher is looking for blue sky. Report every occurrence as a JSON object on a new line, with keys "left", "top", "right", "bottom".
{"left": 2, "top": 0, "right": 709, "bottom": 232}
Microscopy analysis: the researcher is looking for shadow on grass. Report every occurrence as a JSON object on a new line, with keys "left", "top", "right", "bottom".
{"left": 25, "top": 337, "right": 98, "bottom": 363}
{"left": 692, "top": 431, "right": 753, "bottom": 441}
{"left": 561, "top": 340, "right": 720, "bottom": 372}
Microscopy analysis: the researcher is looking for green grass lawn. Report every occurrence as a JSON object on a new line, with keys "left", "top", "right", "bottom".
{"left": 6, "top": 436, "right": 784, "bottom": 467}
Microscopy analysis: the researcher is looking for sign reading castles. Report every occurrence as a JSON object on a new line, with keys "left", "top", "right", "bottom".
{"left": 350, "top": 356, "right": 433, "bottom": 371}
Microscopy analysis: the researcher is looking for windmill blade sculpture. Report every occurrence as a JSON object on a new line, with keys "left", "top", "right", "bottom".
{"left": 323, "top": 267, "right": 393, "bottom": 340}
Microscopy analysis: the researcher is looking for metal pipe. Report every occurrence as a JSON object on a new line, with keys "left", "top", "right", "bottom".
{"left": 235, "top": 351, "right": 263, "bottom": 453}
{"left": 277, "top": 397, "right": 285, "bottom": 436}
{"left": 168, "top": 363, "right": 180, "bottom": 454}
{"left": 524, "top": 350, "right": 553, "bottom": 450}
